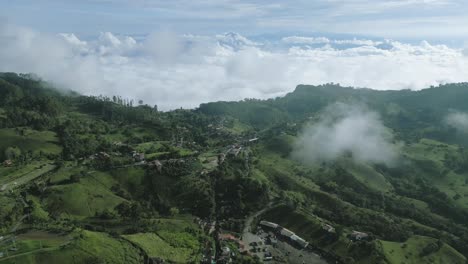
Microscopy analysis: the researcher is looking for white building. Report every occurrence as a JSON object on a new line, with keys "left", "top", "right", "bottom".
{"left": 290, "top": 235, "right": 309, "bottom": 248}
{"left": 280, "top": 228, "right": 295, "bottom": 238}
{"left": 260, "top": 220, "right": 279, "bottom": 229}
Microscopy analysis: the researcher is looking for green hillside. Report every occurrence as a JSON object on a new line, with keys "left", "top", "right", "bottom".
{"left": 2, "top": 73, "right": 468, "bottom": 263}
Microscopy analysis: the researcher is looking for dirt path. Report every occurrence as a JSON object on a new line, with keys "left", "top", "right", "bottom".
{"left": 242, "top": 202, "right": 275, "bottom": 235}
{"left": 1, "top": 164, "right": 56, "bottom": 192}
{"left": 0, "top": 247, "right": 58, "bottom": 261}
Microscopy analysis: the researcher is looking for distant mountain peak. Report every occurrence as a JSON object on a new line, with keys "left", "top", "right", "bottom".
{"left": 216, "top": 32, "right": 259, "bottom": 50}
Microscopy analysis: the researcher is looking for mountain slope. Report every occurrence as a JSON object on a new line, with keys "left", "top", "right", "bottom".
{"left": 1, "top": 73, "right": 468, "bottom": 263}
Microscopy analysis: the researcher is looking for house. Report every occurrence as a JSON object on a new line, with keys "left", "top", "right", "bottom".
{"left": 270, "top": 237, "right": 278, "bottom": 246}
{"left": 322, "top": 224, "right": 336, "bottom": 233}
{"left": 208, "top": 221, "right": 216, "bottom": 235}
{"left": 222, "top": 247, "right": 231, "bottom": 256}
{"left": 97, "top": 152, "right": 110, "bottom": 160}
{"left": 228, "top": 146, "right": 242, "bottom": 157}
{"left": 290, "top": 234, "right": 309, "bottom": 248}
{"left": 3, "top": 160, "right": 12, "bottom": 167}
{"left": 131, "top": 151, "right": 145, "bottom": 161}
{"left": 148, "top": 160, "right": 162, "bottom": 172}
{"left": 218, "top": 153, "right": 226, "bottom": 164}
{"left": 263, "top": 252, "right": 273, "bottom": 261}
{"left": 349, "top": 231, "right": 370, "bottom": 242}
{"left": 260, "top": 220, "right": 278, "bottom": 229}
{"left": 112, "top": 141, "right": 125, "bottom": 147}
{"left": 149, "top": 257, "right": 165, "bottom": 264}
{"left": 219, "top": 233, "right": 237, "bottom": 241}
{"left": 218, "top": 247, "right": 233, "bottom": 264}
{"left": 247, "top": 138, "right": 259, "bottom": 144}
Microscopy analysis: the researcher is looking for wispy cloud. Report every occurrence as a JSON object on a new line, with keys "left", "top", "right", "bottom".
{"left": 292, "top": 103, "right": 400, "bottom": 165}
{"left": 445, "top": 112, "right": 468, "bottom": 132}
{"left": 1, "top": 0, "right": 467, "bottom": 39}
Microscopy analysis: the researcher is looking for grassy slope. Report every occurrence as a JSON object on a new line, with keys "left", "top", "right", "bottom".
{"left": 43, "top": 172, "right": 125, "bottom": 218}
{"left": 122, "top": 217, "right": 203, "bottom": 263}
{"left": 0, "top": 163, "right": 56, "bottom": 191}
{"left": 340, "top": 159, "right": 393, "bottom": 192}
{"left": 405, "top": 139, "right": 468, "bottom": 208}
{"left": 110, "top": 167, "right": 146, "bottom": 197}
{"left": 0, "top": 230, "right": 142, "bottom": 264}
{"left": 255, "top": 136, "right": 468, "bottom": 262}
{"left": 123, "top": 233, "right": 193, "bottom": 263}
{"left": 0, "top": 128, "right": 61, "bottom": 160}
{"left": 380, "top": 235, "right": 466, "bottom": 264}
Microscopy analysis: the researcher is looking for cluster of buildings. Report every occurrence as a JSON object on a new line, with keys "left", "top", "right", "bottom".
{"left": 321, "top": 223, "right": 336, "bottom": 234}
{"left": 131, "top": 151, "right": 145, "bottom": 162}
{"left": 88, "top": 148, "right": 148, "bottom": 164}
{"left": 259, "top": 221, "right": 309, "bottom": 249}
{"left": 89, "top": 151, "right": 111, "bottom": 161}
{"left": 227, "top": 145, "right": 242, "bottom": 157}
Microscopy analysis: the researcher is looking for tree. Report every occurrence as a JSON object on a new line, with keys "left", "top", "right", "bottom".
{"left": 70, "top": 173, "right": 81, "bottom": 183}
{"left": 4, "top": 146, "right": 21, "bottom": 160}
{"left": 169, "top": 207, "right": 180, "bottom": 216}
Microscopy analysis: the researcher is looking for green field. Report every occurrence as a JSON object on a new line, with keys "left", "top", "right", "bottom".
{"left": 0, "top": 231, "right": 70, "bottom": 263}
{"left": 43, "top": 173, "right": 126, "bottom": 218}
{"left": 0, "top": 162, "right": 56, "bottom": 191}
{"left": 380, "top": 235, "right": 466, "bottom": 264}
{"left": 123, "top": 217, "right": 204, "bottom": 263}
{"left": 404, "top": 139, "right": 468, "bottom": 208}
{"left": 0, "top": 230, "right": 142, "bottom": 264}
{"left": 123, "top": 233, "right": 194, "bottom": 263}
{"left": 0, "top": 128, "right": 61, "bottom": 160}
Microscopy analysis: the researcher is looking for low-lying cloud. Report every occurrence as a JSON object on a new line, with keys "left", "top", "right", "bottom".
{"left": 445, "top": 111, "right": 468, "bottom": 132}
{"left": 292, "top": 103, "right": 400, "bottom": 165}
{"left": 1, "top": 22, "right": 468, "bottom": 110}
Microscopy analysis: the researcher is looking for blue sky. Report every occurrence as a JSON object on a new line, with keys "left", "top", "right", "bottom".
{"left": 1, "top": 0, "right": 468, "bottom": 43}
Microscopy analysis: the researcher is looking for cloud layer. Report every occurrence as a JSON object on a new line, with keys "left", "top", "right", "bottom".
{"left": 1, "top": 23, "right": 468, "bottom": 110}
{"left": 292, "top": 103, "right": 400, "bottom": 165}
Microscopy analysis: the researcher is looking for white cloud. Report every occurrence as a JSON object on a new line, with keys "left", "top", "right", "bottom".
{"left": 463, "top": 43, "right": 468, "bottom": 56}
{"left": 0, "top": 23, "right": 468, "bottom": 110}
{"left": 282, "top": 36, "right": 381, "bottom": 47}
{"left": 334, "top": 38, "right": 381, "bottom": 46}
{"left": 445, "top": 112, "right": 468, "bottom": 132}
{"left": 143, "top": 31, "right": 184, "bottom": 63}
{"left": 282, "top": 36, "right": 331, "bottom": 45}
{"left": 292, "top": 103, "right": 400, "bottom": 165}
